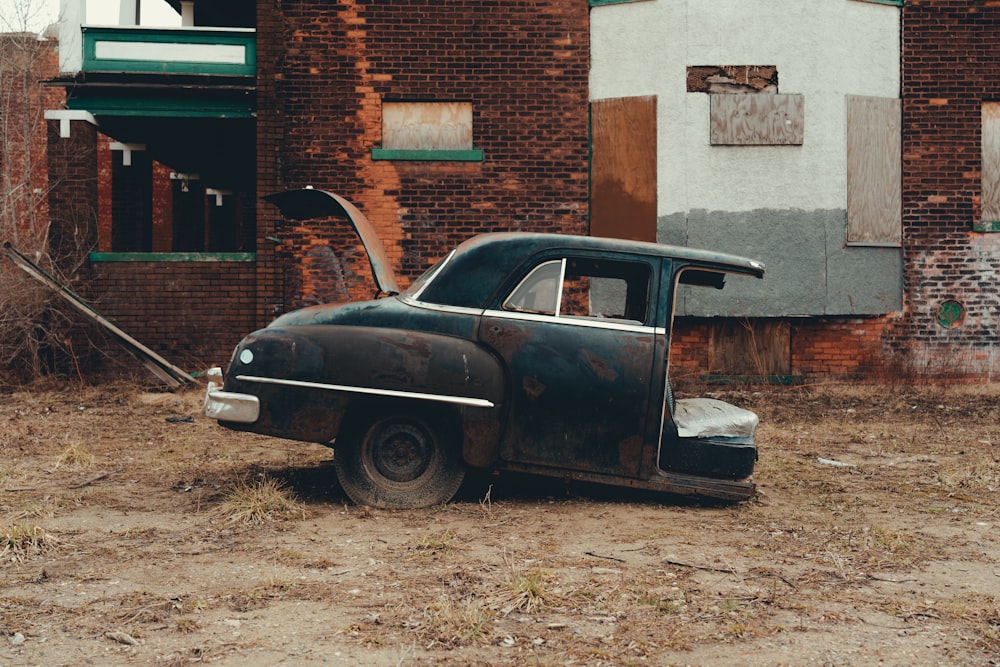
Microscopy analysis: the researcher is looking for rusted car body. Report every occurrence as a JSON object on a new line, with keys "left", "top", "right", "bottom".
{"left": 205, "top": 188, "right": 765, "bottom": 508}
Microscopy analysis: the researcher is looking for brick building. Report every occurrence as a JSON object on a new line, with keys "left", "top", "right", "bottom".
{"left": 37, "top": 0, "right": 1000, "bottom": 381}
{"left": 44, "top": 0, "right": 589, "bottom": 371}
{"left": 887, "top": 0, "right": 1000, "bottom": 378}
{"left": 0, "top": 30, "right": 61, "bottom": 251}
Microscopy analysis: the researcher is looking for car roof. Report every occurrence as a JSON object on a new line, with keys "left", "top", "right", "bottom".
{"left": 414, "top": 232, "right": 765, "bottom": 309}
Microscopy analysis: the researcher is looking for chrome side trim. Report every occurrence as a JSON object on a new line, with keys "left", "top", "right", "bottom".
{"left": 396, "top": 296, "right": 484, "bottom": 316}
{"left": 482, "top": 308, "right": 664, "bottom": 335}
{"left": 235, "top": 375, "right": 495, "bottom": 408}
{"left": 398, "top": 298, "right": 665, "bottom": 335}
{"left": 407, "top": 249, "right": 455, "bottom": 301}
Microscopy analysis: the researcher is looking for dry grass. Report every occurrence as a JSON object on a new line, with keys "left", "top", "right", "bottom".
{"left": 3, "top": 382, "right": 1000, "bottom": 665}
{"left": 0, "top": 522, "right": 58, "bottom": 563}
{"left": 493, "top": 553, "right": 553, "bottom": 615}
{"left": 212, "top": 476, "right": 308, "bottom": 526}
{"left": 55, "top": 439, "right": 94, "bottom": 468}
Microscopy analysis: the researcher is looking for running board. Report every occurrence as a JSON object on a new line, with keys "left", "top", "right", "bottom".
{"left": 498, "top": 462, "right": 755, "bottom": 502}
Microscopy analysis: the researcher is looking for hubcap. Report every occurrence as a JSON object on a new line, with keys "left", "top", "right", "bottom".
{"left": 370, "top": 422, "right": 433, "bottom": 483}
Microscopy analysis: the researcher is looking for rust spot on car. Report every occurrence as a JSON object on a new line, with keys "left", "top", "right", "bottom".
{"left": 582, "top": 349, "right": 619, "bottom": 382}
{"left": 618, "top": 435, "right": 643, "bottom": 474}
{"left": 522, "top": 375, "right": 546, "bottom": 399}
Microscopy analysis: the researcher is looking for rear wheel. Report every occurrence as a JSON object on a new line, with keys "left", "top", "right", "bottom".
{"left": 334, "top": 412, "right": 465, "bottom": 509}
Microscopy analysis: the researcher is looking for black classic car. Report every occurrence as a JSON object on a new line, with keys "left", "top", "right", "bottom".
{"left": 204, "top": 188, "right": 765, "bottom": 508}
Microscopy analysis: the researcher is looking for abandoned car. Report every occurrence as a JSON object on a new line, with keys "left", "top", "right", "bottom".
{"left": 204, "top": 188, "right": 765, "bottom": 509}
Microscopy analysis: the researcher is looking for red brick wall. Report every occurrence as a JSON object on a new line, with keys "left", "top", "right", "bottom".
{"left": 1, "top": 35, "right": 61, "bottom": 248}
{"left": 47, "top": 121, "right": 98, "bottom": 268}
{"left": 257, "top": 0, "right": 591, "bottom": 312}
{"left": 48, "top": 123, "right": 257, "bottom": 373}
{"left": 88, "top": 262, "right": 257, "bottom": 368}
{"left": 891, "top": 0, "right": 1000, "bottom": 378}
{"left": 670, "top": 317, "right": 897, "bottom": 383}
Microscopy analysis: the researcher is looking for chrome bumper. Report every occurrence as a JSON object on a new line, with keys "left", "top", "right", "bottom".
{"left": 203, "top": 367, "right": 260, "bottom": 423}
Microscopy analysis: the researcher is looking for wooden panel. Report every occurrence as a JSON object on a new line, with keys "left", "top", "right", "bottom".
{"left": 708, "top": 319, "right": 790, "bottom": 376}
{"left": 847, "top": 95, "right": 902, "bottom": 245}
{"left": 710, "top": 94, "right": 804, "bottom": 145}
{"left": 590, "top": 96, "right": 657, "bottom": 242}
{"left": 382, "top": 102, "right": 473, "bottom": 151}
{"left": 982, "top": 103, "right": 1000, "bottom": 223}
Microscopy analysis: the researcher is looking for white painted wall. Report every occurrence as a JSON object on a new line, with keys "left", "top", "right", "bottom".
{"left": 590, "top": 0, "right": 900, "bottom": 216}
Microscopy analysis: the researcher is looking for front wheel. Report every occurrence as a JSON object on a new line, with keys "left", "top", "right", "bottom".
{"left": 334, "top": 412, "right": 466, "bottom": 509}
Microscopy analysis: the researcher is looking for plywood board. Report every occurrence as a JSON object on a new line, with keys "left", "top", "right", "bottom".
{"left": 710, "top": 94, "right": 804, "bottom": 145}
{"left": 847, "top": 95, "right": 901, "bottom": 246}
{"left": 382, "top": 102, "right": 473, "bottom": 151}
{"left": 708, "top": 319, "right": 790, "bottom": 376}
{"left": 590, "top": 96, "right": 657, "bottom": 242}
{"left": 982, "top": 103, "right": 1000, "bottom": 223}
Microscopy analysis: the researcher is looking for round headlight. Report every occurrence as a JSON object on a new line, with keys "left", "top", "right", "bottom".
{"left": 239, "top": 348, "right": 254, "bottom": 365}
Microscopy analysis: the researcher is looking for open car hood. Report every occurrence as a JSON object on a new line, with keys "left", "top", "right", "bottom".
{"left": 263, "top": 188, "right": 401, "bottom": 295}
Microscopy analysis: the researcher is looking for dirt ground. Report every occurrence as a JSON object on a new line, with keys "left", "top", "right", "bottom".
{"left": 2, "top": 379, "right": 1000, "bottom": 666}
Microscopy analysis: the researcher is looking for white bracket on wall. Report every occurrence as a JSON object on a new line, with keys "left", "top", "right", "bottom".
{"left": 205, "top": 188, "right": 232, "bottom": 206}
{"left": 169, "top": 172, "right": 201, "bottom": 193}
{"left": 43, "top": 110, "right": 99, "bottom": 138}
{"left": 109, "top": 142, "right": 146, "bottom": 167}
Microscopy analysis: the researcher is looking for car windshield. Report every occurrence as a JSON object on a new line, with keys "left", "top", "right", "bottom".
{"left": 403, "top": 250, "right": 455, "bottom": 300}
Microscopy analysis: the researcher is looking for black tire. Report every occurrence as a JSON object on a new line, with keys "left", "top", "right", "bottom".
{"left": 334, "top": 412, "right": 466, "bottom": 509}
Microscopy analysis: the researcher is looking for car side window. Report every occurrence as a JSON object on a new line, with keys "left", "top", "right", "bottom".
{"left": 503, "top": 257, "right": 650, "bottom": 324}
{"left": 503, "top": 260, "right": 564, "bottom": 314}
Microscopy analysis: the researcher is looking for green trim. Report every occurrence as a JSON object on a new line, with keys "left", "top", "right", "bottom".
{"left": 82, "top": 26, "right": 255, "bottom": 76}
{"left": 371, "top": 148, "right": 484, "bottom": 162}
{"left": 973, "top": 220, "right": 1000, "bottom": 232}
{"left": 849, "top": 0, "right": 902, "bottom": 5}
{"left": 90, "top": 252, "right": 255, "bottom": 263}
{"left": 590, "top": 0, "right": 652, "bottom": 6}
{"left": 66, "top": 96, "right": 254, "bottom": 118}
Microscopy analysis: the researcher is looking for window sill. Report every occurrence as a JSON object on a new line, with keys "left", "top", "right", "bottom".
{"left": 90, "top": 252, "right": 255, "bottom": 262}
{"left": 371, "top": 149, "right": 484, "bottom": 162}
{"left": 590, "top": 0, "right": 653, "bottom": 5}
{"left": 973, "top": 220, "right": 1000, "bottom": 232}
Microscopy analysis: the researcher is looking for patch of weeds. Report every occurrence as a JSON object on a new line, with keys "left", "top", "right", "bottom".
{"left": 10, "top": 498, "right": 60, "bottom": 521}
{"left": 410, "top": 529, "right": 456, "bottom": 554}
{"left": 212, "top": 476, "right": 307, "bottom": 526}
{"left": 225, "top": 580, "right": 294, "bottom": 612}
{"left": 570, "top": 587, "right": 598, "bottom": 601}
{"left": 640, "top": 594, "right": 683, "bottom": 614}
{"left": 934, "top": 593, "right": 1000, "bottom": 652}
{"left": 493, "top": 554, "right": 553, "bottom": 614}
{"left": 274, "top": 548, "right": 309, "bottom": 564}
{"left": 417, "top": 598, "right": 494, "bottom": 646}
{"left": 175, "top": 617, "right": 201, "bottom": 634}
{"left": 1, "top": 522, "right": 58, "bottom": 562}
{"left": 113, "top": 592, "right": 184, "bottom": 625}
{"left": 55, "top": 440, "right": 94, "bottom": 468}
{"left": 716, "top": 597, "right": 744, "bottom": 614}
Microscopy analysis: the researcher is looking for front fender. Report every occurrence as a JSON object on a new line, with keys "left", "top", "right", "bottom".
{"left": 227, "top": 325, "right": 507, "bottom": 463}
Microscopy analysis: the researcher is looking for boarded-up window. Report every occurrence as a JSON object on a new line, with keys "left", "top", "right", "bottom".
{"left": 981, "top": 103, "right": 1000, "bottom": 227}
{"left": 846, "top": 95, "right": 901, "bottom": 246}
{"left": 710, "top": 94, "right": 804, "bottom": 145}
{"left": 382, "top": 102, "right": 472, "bottom": 151}
{"left": 590, "top": 96, "right": 657, "bottom": 242}
{"left": 708, "top": 319, "right": 791, "bottom": 378}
